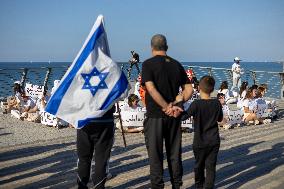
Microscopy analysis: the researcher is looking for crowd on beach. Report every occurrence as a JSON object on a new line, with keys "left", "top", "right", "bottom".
{"left": 0, "top": 80, "right": 69, "bottom": 128}
{"left": 0, "top": 61, "right": 278, "bottom": 131}
{"left": 117, "top": 65, "right": 277, "bottom": 133}
{"left": 1, "top": 81, "right": 47, "bottom": 122}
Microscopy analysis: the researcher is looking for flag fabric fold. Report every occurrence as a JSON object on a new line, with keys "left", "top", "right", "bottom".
{"left": 45, "top": 15, "right": 129, "bottom": 129}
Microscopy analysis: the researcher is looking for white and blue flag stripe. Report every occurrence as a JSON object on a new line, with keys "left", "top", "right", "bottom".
{"left": 45, "top": 15, "right": 129, "bottom": 129}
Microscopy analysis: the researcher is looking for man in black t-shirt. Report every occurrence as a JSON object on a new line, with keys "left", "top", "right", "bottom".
{"left": 127, "top": 50, "right": 140, "bottom": 79}
{"left": 141, "top": 34, "right": 193, "bottom": 189}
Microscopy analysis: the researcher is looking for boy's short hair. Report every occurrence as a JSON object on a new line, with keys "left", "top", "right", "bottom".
{"left": 199, "top": 75, "right": 215, "bottom": 94}
{"left": 217, "top": 93, "right": 225, "bottom": 99}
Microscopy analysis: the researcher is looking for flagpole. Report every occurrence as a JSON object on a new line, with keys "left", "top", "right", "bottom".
{"left": 116, "top": 102, "right": 127, "bottom": 147}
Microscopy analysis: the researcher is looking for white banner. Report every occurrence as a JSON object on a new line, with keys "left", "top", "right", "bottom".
{"left": 119, "top": 107, "right": 193, "bottom": 128}
{"left": 120, "top": 108, "right": 146, "bottom": 127}
{"left": 256, "top": 104, "right": 270, "bottom": 118}
{"left": 41, "top": 111, "right": 58, "bottom": 126}
{"left": 227, "top": 109, "right": 244, "bottom": 125}
{"left": 25, "top": 83, "right": 45, "bottom": 99}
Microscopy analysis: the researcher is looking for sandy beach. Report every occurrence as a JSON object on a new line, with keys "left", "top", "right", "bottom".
{"left": 0, "top": 113, "right": 76, "bottom": 147}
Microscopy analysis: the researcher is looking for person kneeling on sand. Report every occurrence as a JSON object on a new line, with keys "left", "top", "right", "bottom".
{"left": 218, "top": 81, "right": 237, "bottom": 104}
{"left": 11, "top": 93, "right": 36, "bottom": 120}
{"left": 242, "top": 88, "right": 263, "bottom": 125}
{"left": 18, "top": 93, "right": 36, "bottom": 120}
{"left": 25, "top": 89, "right": 50, "bottom": 122}
{"left": 1, "top": 81, "right": 24, "bottom": 113}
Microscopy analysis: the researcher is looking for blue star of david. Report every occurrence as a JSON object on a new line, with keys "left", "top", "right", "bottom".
{"left": 81, "top": 67, "right": 109, "bottom": 96}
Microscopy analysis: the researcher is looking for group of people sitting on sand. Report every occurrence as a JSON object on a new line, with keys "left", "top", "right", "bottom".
{"left": 187, "top": 75, "right": 276, "bottom": 130}
{"left": 1, "top": 81, "right": 47, "bottom": 121}
{"left": 217, "top": 81, "right": 276, "bottom": 129}
{"left": 1, "top": 68, "right": 278, "bottom": 131}
{"left": 0, "top": 80, "right": 69, "bottom": 128}
{"left": 116, "top": 68, "right": 278, "bottom": 133}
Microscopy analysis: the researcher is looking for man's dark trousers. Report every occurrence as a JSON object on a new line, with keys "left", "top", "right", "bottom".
{"left": 144, "top": 117, "right": 183, "bottom": 189}
{"left": 193, "top": 144, "right": 220, "bottom": 189}
{"left": 77, "top": 122, "right": 114, "bottom": 189}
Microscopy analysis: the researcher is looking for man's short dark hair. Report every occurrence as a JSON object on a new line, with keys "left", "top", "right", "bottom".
{"left": 151, "top": 34, "right": 168, "bottom": 51}
{"left": 199, "top": 75, "right": 215, "bottom": 94}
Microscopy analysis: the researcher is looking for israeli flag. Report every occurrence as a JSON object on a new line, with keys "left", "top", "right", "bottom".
{"left": 45, "top": 15, "right": 129, "bottom": 129}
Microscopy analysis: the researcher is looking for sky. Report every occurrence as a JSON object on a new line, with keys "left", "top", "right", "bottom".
{"left": 0, "top": 0, "right": 283, "bottom": 62}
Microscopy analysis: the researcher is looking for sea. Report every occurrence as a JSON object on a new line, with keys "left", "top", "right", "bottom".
{"left": 0, "top": 61, "right": 283, "bottom": 98}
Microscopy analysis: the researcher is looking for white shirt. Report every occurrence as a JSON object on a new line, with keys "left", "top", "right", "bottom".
{"left": 232, "top": 63, "right": 242, "bottom": 78}
{"left": 134, "top": 82, "right": 141, "bottom": 99}
{"left": 222, "top": 104, "right": 230, "bottom": 116}
{"left": 255, "top": 98, "right": 266, "bottom": 105}
{"left": 218, "top": 89, "right": 234, "bottom": 101}
{"left": 242, "top": 99, "right": 256, "bottom": 111}
{"left": 15, "top": 92, "right": 23, "bottom": 104}
{"left": 241, "top": 90, "right": 246, "bottom": 99}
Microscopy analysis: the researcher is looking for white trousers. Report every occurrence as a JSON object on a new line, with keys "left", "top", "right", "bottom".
{"left": 232, "top": 76, "right": 241, "bottom": 91}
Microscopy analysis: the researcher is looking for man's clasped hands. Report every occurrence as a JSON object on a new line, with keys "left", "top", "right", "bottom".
{"left": 162, "top": 93, "right": 184, "bottom": 118}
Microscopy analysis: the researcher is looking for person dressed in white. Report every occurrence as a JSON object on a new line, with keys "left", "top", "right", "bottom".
{"left": 231, "top": 57, "right": 244, "bottom": 91}
{"left": 18, "top": 94, "right": 36, "bottom": 120}
{"left": 134, "top": 75, "right": 142, "bottom": 99}
{"left": 217, "top": 93, "right": 232, "bottom": 130}
{"left": 218, "top": 81, "right": 237, "bottom": 104}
